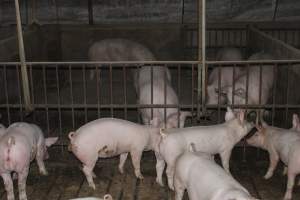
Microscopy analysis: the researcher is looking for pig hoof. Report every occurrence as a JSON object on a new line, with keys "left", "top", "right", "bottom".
{"left": 118, "top": 167, "right": 124, "bottom": 174}
{"left": 137, "top": 174, "right": 144, "bottom": 179}
{"left": 88, "top": 183, "right": 96, "bottom": 190}
{"left": 263, "top": 174, "right": 272, "bottom": 180}
{"left": 156, "top": 178, "right": 164, "bottom": 187}
{"left": 40, "top": 170, "right": 48, "bottom": 176}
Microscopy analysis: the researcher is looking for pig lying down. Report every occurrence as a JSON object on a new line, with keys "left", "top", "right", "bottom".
{"left": 174, "top": 143, "right": 257, "bottom": 200}
{"left": 0, "top": 122, "right": 58, "bottom": 200}
{"left": 70, "top": 194, "right": 113, "bottom": 200}
{"left": 158, "top": 107, "right": 254, "bottom": 189}
{"left": 68, "top": 118, "right": 163, "bottom": 189}
{"left": 207, "top": 47, "right": 245, "bottom": 106}
{"left": 247, "top": 121, "right": 300, "bottom": 200}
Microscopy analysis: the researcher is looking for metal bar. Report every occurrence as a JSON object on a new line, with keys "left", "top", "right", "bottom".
{"left": 164, "top": 65, "right": 167, "bottom": 127}
{"left": 201, "top": 0, "right": 206, "bottom": 118}
{"left": 123, "top": 65, "right": 127, "bottom": 120}
{"left": 109, "top": 64, "right": 113, "bottom": 117}
{"left": 178, "top": 64, "right": 181, "bottom": 127}
{"left": 151, "top": 64, "right": 154, "bottom": 121}
{"left": 285, "top": 64, "right": 290, "bottom": 127}
{"left": 82, "top": 65, "right": 88, "bottom": 123}
{"left": 191, "top": 64, "right": 195, "bottom": 124}
{"left": 69, "top": 65, "right": 75, "bottom": 129}
{"left": 3, "top": 65, "right": 11, "bottom": 124}
{"left": 217, "top": 64, "right": 221, "bottom": 123}
{"left": 16, "top": 65, "right": 23, "bottom": 121}
{"left": 42, "top": 65, "right": 50, "bottom": 134}
{"left": 96, "top": 65, "right": 101, "bottom": 118}
{"left": 14, "top": 0, "right": 33, "bottom": 113}
{"left": 271, "top": 64, "right": 278, "bottom": 125}
{"left": 88, "top": 0, "right": 94, "bottom": 25}
{"left": 55, "top": 65, "right": 62, "bottom": 139}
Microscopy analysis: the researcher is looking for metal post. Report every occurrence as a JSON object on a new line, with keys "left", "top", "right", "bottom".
{"left": 197, "top": 0, "right": 206, "bottom": 118}
{"left": 14, "top": 0, "right": 33, "bottom": 113}
{"left": 88, "top": 0, "right": 94, "bottom": 25}
{"left": 28, "top": 0, "right": 37, "bottom": 24}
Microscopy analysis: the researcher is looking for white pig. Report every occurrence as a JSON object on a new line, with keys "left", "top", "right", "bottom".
{"left": 247, "top": 122, "right": 300, "bottom": 200}
{"left": 157, "top": 107, "right": 254, "bottom": 190}
{"left": 88, "top": 38, "right": 156, "bottom": 80}
{"left": 207, "top": 47, "right": 245, "bottom": 105}
{"left": 70, "top": 194, "right": 113, "bottom": 200}
{"left": 138, "top": 81, "right": 191, "bottom": 128}
{"left": 174, "top": 143, "right": 256, "bottom": 200}
{"left": 291, "top": 113, "right": 300, "bottom": 132}
{"left": 0, "top": 122, "right": 58, "bottom": 200}
{"left": 226, "top": 52, "right": 275, "bottom": 116}
{"left": 68, "top": 118, "right": 163, "bottom": 190}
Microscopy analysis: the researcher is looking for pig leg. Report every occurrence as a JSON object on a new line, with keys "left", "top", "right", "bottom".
{"left": 82, "top": 158, "right": 97, "bottom": 190}
{"left": 155, "top": 151, "right": 165, "bottom": 186}
{"left": 264, "top": 151, "right": 279, "bottom": 179}
{"left": 18, "top": 167, "right": 29, "bottom": 200}
{"left": 174, "top": 176, "right": 184, "bottom": 200}
{"left": 118, "top": 153, "right": 128, "bottom": 174}
{"left": 166, "top": 164, "right": 175, "bottom": 190}
{"left": 1, "top": 173, "right": 14, "bottom": 200}
{"left": 220, "top": 149, "right": 232, "bottom": 174}
{"left": 283, "top": 171, "right": 295, "bottom": 200}
{"left": 283, "top": 166, "right": 287, "bottom": 176}
{"left": 36, "top": 148, "right": 48, "bottom": 176}
{"left": 130, "top": 150, "right": 144, "bottom": 179}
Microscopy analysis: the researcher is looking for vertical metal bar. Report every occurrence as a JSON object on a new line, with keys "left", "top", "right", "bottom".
{"left": 164, "top": 65, "right": 167, "bottom": 128}
{"left": 14, "top": 0, "right": 33, "bottom": 112}
{"left": 191, "top": 64, "right": 195, "bottom": 124}
{"left": 178, "top": 64, "right": 181, "bottom": 127}
{"left": 29, "top": 64, "right": 36, "bottom": 122}
{"left": 245, "top": 64, "right": 249, "bottom": 110}
{"left": 259, "top": 64, "right": 263, "bottom": 121}
{"left": 42, "top": 65, "right": 50, "bottom": 134}
{"left": 16, "top": 65, "right": 23, "bottom": 121}
{"left": 88, "top": 0, "right": 94, "bottom": 25}
{"left": 55, "top": 65, "right": 62, "bottom": 145}
{"left": 201, "top": 0, "right": 206, "bottom": 118}
{"left": 96, "top": 65, "right": 101, "bottom": 118}
{"left": 151, "top": 64, "right": 154, "bottom": 121}
{"left": 109, "top": 64, "right": 113, "bottom": 117}
{"left": 285, "top": 64, "right": 290, "bottom": 128}
{"left": 217, "top": 64, "right": 221, "bottom": 123}
{"left": 82, "top": 65, "right": 88, "bottom": 123}
{"left": 123, "top": 65, "right": 127, "bottom": 120}
{"left": 69, "top": 65, "right": 75, "bottom": 129}
{"left": 271, "top": 64, "right": 277, "bottom": 125}
{"left": 3, "top": 65, "right": 11, "bottom": 124}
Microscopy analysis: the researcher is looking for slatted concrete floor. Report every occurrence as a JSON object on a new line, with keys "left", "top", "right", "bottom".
{"left": 1, "top": 151, "right": 300, "bottom": 200}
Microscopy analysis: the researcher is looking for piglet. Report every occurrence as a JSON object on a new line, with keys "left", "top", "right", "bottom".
{"left": 247, "top": 122, "right": 300, "bottom": 200}
{"left": 68, "top": 118, "right": 163, "bottom": 189}
{"left": 0, "top": 122, "right": 58, "bottom": 200}
{"left": 174, "top": 143, "right": 256, "bottom": 200}
{"left": 158, "top": 107, "right": 254, "bottom": 190}
{"left": 69, "top": 194, "right": 113, "bottom": 200}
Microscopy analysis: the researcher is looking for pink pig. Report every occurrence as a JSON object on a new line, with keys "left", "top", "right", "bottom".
{"left": 68, "top": 118, "right": 163, "bottom": 190}
{"left": 0, "top": 122, "right": 58, "bottom": 200}
{"left": 247, "top": 122, "right": 300, "bottom": 200}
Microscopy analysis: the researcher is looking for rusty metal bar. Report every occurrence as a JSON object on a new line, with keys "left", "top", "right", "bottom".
{"left": 14, "top": 0, "right": 33, "bottom": 113}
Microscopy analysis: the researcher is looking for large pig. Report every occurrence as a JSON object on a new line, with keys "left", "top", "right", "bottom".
{"left": 174, "top": 143, "right": 255, "bottom": 200}
{"left": 157, "top": 107, "right": 254, "bottom": 189}
{"left": 88, "top": 38, "right": 156, "bottom": 80}
{"left": 0, "top": 122, "right": 58, "bottom": 200}
{"left": 207, "top": 47, "right": 245, "bottom": 105}
{"left": 68, "top": 118, "right": 163, "bottom": 189}
{"left": 226, "top": 52, "right": 275, "bottom": 117}
{"left": 246, "top": 122, "right": 300, "bottom": 200}
{"left": 138, "top": 81, "right": 191, "bottom": 128}
{"left": 70, "top": 194, "right": 113, "bottom": 200}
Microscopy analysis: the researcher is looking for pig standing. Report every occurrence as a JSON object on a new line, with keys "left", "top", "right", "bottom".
{"left": 88, "top": 38, "right": 156, "bottom": 80}
{"left": 207, "top": 47, "right": 245, "bottom": 105}
{"left": 174, "top": 143, "right": 255, "bottom": 200}
{"left": 68, "top": 118, "right": 163, "bottom": 189}
{"left": 247, "top": 122, "right": 300, "bottom": 200}
{"left": 0, "top": 122, "right": 58, "bottom": 200}
{"left": 226, "top": 52, "right": 275, "bottom": 118}
{"left": 158, "top": 107, "right": 254, "bottom": 190}
{"left": 70, "top": 194, "right": 113, "bottom": 200}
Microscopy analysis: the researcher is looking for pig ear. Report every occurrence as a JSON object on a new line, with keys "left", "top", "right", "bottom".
{"left": 189, "top": 143, "right": 197, "bottom": 153}
{"left": 159, "top": 128, "right": 167, "bottom": 138}
{"left": 68, "top": 131, "right": 76, "bottom": 141}
{"left": 292, "top": 114, "right": 300, "bottom": 129}
{"left": 150, "top": 117, "right": 160, "bottom": 127}
{"left": 238, "top": 110, "right": 245, "bottom": 123}
{"left": 104, "top": 194, "right": 113, "bottom": 200}
{"left": 225, "top": 107, "right": 235, "bottom": 121}
{"left": 45, "top": 137, "right": 58, "bottom": 147}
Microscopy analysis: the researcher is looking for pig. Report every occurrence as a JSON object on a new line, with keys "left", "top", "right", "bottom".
{"left": 157, "top": 107, "right": 254, "bottom": 190}
{"left": 138, "top": 81, "right": 191, "bottom": 128}
{"left": 174, "top": 143, "right": 256, "bottom": 200}
{"left": 291, "top": 113, "right": 300, "bottom": 132}
{"left": 226, "top": 52, "right": 275, "bottom": 118}
{"left": 0, "top": 122, "right": 58, "bottom": 200}
{"left": 88, "top": 38, "right": 156, "bottom": 80}
{"left": 207, "top": 47, "right": 244, "bottom": 106}
{"left": 70, "top": 194, "right": 113, "bottom": 200}
{"left": 68, "top": 118, "right": 164, "bottom": 190}
{"left": 246, "top": 122, "right": 300, "bottom": 200}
